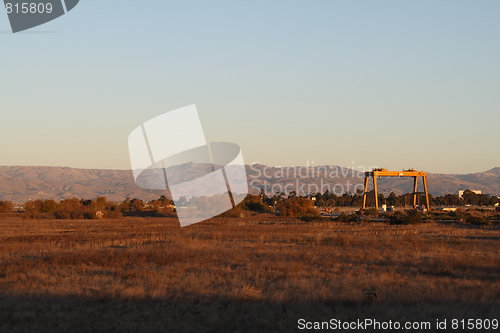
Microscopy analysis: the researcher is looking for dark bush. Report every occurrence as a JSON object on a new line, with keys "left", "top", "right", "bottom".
{"left": 448, "top": 210, "right": 470, "bottom": 221}
{"left": 298, "top": 211, "right": 323, "bottom": 222}
{"left": 389, "top": 210, "right": 423, "bottom": 225}
{"left": 105, "top": 203, "right": 122, "bottom": 219}
{"left": 405, "top": 210, "right": 423, "bottom": 224}
{"left": 466, "top": 215, "right": 490, "bottom": 225}
{"left": 335, "top": 212, "right": 357, "bottom": 223}
{"left": 238, "top": 195, "right": 273, "bottom": 213}
{"left": 130, "top": 199, "right": 144, "bottom": 211}
{"left": 358, "top": 208, "right": 378, "bottom": 216}
{"left": 0, "top": 200, "right": 14, "bottom": 213}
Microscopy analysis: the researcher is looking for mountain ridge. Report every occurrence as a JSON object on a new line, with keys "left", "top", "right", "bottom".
{"left": 0, "top": 165, "right": 499, "bottom": 202}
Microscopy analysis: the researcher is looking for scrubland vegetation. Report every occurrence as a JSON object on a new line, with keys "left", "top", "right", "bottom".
{"left": 0, "top": 215, "right": 499, "bottom": 332}
{"left": 3, "top": 188, "right": 499, "bottom": 223}
{"left": 0, "top": 190, "right": 499, "bottom": 331}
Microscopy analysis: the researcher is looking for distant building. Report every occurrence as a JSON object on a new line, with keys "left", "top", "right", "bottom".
{"left": 458, "top": 190, "right": 481, "bottom": 198}
{"left": 437, "top": 207, "right": 458, "bottom": 212}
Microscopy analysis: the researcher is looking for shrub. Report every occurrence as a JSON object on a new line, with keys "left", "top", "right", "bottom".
{"left": 40, "top": 199, "right": 58, "bottom": 213}
{"left": 105, "top": 203, "right": 122, "bottom": 219}
{"left": 238, "top": 195, "right": 273, "bottom": 213}
{"left": 120, "top": 198, "right": 144, "bottom": 212}
{"left": 92, "top": 197, "right": 108, "bottom": 211}
{"left": 358, "top": 208, "right": 378, "bottom": 216}
{"left": 405, "top": 210, "right": 423, "bottom": 224}
{"left": 130, "top": 199, "right": 144, "bottom": 211}
{"left": 275, "top": 197, "right": 318, "bottom": 217}
{"left": 335, "top": 212, "right": 357, "bottom": 223}
{"left": 0, "top": 200, "right": 13, "bottom": 213}
{"left": 466, "top": 215, "right": 490, "bottom": 225}
{"left": 448, "top": 210, "right": 470, "bottom": 221}
{"left": 298, "top": 211, "right": 323, "bottom": 222}
{"left": 389, "top": 210, "right": 422, "bottom": 225}
{"left": 24, "top": 200, "right": 42, "bottom": 219}
{"left": 54, "top": 198, "right": 94, "bottom": 219}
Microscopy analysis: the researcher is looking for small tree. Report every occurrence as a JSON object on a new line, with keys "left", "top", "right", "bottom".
{"left": 130, "top": 198, "right": 144, "bottom": 211}
{"left": 24, "top": 200, "right": 42, "bottom": 219}
{"left": 120, "top": 198, "right": 131, "bottom": 211}
{"left": 105, "top": 202, "right": 122, "bottom": 219}
{"left": 238, "top": 195, "right": 273, "bottom": 213}
{"left": 462, "top": 190, "right": 480, "bottom": 206}
{"left": 0, "top": 200, "right": 13, "bottom": 213}
{"left": 275, "top": 197, "right": 319, "bottom": 218}
{"left": 55, "top": 198, "right": 87, "bottom": 219}
{"left": 40, "top": 199, "right": 58, "bottom": 213}
{"left": 92, "top": 197, "right": 107, "bottom": 211}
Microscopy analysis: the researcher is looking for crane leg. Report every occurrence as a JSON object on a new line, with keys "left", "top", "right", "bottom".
{"left": 413, "top": 176, "right": 418, "bottom": 208}
{"left": 362, "top": 175, "right": 369, "bottom": 209}
{"left": 423, "top": 175, "right": 430, "bottom": 211}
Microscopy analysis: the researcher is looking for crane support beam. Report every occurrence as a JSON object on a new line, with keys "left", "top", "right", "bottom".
{"left": 413, "top": 176, "right": 418, "bottom": 206}
{"left": 423, "top": 175, "right": 430, "bottom": 210}
{"left": 362, "top": 176, "right": 369, "bottom": 209}
{"left": 362, "top": 168, "right": 431, "bottom": 211}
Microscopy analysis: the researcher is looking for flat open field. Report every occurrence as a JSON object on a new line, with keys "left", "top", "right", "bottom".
{"left": 0, "top": 217, "right": 499, "bottom": 332}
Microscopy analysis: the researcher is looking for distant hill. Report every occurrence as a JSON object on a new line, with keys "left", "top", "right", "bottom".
{"left": 245, "top": 165, "right": 500, "bottom": 198}
{"left": 0, "top": 165, "right": 499, "bottom": 203}
{"left": 0, "top": 166, "right": 166, "bottom": 203}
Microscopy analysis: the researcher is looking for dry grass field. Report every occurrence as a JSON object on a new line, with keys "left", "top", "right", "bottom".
{"left": 0, "top": 216, "right": 499, "bottom": 332}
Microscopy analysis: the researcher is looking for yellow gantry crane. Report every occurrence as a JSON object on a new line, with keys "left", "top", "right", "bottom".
{"left": 362, "top": 168, "right": 430, "bottom": 211}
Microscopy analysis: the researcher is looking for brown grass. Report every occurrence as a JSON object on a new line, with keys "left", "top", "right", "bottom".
{"left": 0, "top": 217, "right": 499, "bottom": 332}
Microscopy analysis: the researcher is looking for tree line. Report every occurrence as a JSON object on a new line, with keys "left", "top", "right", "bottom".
{"left": 0, "top": 189, "right": 498, "bottom": 220}
{"left": 308, "top": 189, "right": 499, "bottom": 208}
{"left": 0, "top": 196, "right": 176, "bottom": 219}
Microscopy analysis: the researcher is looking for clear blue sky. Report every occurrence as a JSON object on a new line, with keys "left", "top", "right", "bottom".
{"left": 1, "top": 1, "right": 499, "bottom": 174}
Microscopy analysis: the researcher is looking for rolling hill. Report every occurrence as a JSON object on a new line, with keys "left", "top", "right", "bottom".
{"left": 0, "top": 165, "right": 499, "bottom": 203}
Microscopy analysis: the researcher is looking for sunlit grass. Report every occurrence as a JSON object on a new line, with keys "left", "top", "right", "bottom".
{"left": 1, "top": 217, "right": 499, "bottom": 305}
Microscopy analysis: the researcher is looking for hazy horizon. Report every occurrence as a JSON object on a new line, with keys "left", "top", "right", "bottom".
{"left": 1, "top": 163, "right": 498, "bottom": 176}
